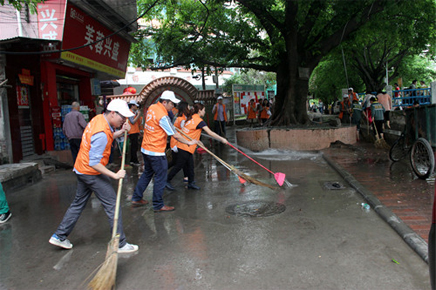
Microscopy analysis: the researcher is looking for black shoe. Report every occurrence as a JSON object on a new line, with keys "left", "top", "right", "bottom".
{"left": 0, "top": 211, "right": 12, "bottom": 224}
{"left": 165, "top": 182, "right": 175, "bottom": 191}
{"left": 187, "top": 182, "right": 200, "bottom": 190}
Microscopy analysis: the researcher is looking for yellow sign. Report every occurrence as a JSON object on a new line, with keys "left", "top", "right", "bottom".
{"left": 61, "top": 51, "right": 125, "bottom": 78}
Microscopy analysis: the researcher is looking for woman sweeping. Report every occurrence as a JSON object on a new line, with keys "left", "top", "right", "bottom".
{"left": 166, "top": 103, "right": 228, "bottom": 190}
{"left": 167, "top": 101, "right": 189, "bottom": 188}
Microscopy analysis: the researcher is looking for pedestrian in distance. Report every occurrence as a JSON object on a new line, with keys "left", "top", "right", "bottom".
{"left": 166, "top": 103, "right": 228, "bottom": 191}
{"left": 212, "top": 96, "right": 227, "bottom": 137}
{"left": 0, "top": 182, "right": 12, "bottom": 224}
{"left": 348, "top": 87, "right": 359, "bottom": 102}
{"left": 339, "top": 94, "right": 352, "bottom": 124}
{"left": 370, "top": 96, "right": 385, "bottom": 139}
{"left": 260, "top": 99, "right": 271, "bottom": 124}
{"left": 63, "top": 101, "right": 87, "bottom": 164}
{"left": 246, "top": 99, "right": 257, "bottom": 127}
{"left": 49, "top": 99, "right": 139, "bottom": 253}
{"left": 127, "top": 100, "right": 142, "bottom": 166}
{"left": 376, "top": 89, "right": 392, "bottom": 128}
{"left": 351, "top": 99, "right": 363, "bottom": 141}
{"left": 131, "top": 91, "right": 198, "bottom": 212}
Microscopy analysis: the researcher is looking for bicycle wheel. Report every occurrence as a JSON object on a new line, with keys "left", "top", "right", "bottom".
{"left": 409, "top": 138, "right": 435, "bottom": 179}
{"left": 389, "top": 134, "right": 408, "bottom": 162}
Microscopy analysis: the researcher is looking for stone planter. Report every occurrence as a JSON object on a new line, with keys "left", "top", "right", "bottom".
{"left": 236, "top": 126, "right": 357, "bottom": 151}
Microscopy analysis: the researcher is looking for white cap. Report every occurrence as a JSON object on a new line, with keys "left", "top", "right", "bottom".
{"left": 160, "top": 90, "right": 180, "bottom": 104}
{"left": 128, "top": 100, "right": 139, "bottom": 107}
{"left": 217, "top": 96, "right": 223, "bottom": 100}
{"left": 343, "top": 94, "right": 349, "bottom": 99}
{"left": 107, "top": 99, "right": 134, "bottom": 117}
{"left": 348, "top": 87, "right": 353, "bottom": 91}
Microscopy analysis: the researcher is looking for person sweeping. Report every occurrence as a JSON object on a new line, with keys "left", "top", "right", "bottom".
{"left": 166, "top": 103, "right": 228, "bottom": 191}
{"left": 49, "top": 99, "right": 138, "bottom": 254}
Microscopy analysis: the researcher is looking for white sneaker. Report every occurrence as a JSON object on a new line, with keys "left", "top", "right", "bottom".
{"left": 118, "top": 242, "right": 139, "bottom": 253}
{"left": 49, "top": 234, "right": 73, "bottom": 249}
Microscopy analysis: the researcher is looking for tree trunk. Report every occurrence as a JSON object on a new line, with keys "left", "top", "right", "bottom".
{"left": 271, "top": 55, "right": 310, "bottom": 126}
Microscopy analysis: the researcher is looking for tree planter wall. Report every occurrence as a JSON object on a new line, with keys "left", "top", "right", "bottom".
{"left": 236, "top": 126, "right": 356, "bottom": 151}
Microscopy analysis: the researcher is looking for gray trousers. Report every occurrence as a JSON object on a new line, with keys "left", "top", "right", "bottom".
{"left": 55, "top": 173, "right": 126, "bottom": 247}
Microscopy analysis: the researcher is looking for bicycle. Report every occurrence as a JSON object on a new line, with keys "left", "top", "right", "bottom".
{"left": 389, "top": 132, "right": 435, "bottom": 179}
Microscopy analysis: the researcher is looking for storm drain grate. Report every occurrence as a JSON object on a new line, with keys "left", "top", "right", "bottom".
{"left": 225, "top": 200, "right": 286, "bottom": 217}
{"left": 323, "top": 181, "right": 345, "bottom": 190}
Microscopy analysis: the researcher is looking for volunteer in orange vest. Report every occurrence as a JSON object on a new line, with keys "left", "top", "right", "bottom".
{"left": 212, "top": 96, "right": 227, "bottom": 137}
{"left": 49, "top": 99, "right": 139, "bottom": 253}
{"left": 166, "top": 103, "right": 228, "bottom": 191}
{"left": 246, "top": 99, "right": 257, "bottom": 127}
{"left": 348, "top": 87, "right": 359, "bottom": 102}
{"left": 168, "top": 101, "right": 190, "bottom": 186}
{"left": 131, "top": 91, "right": 198, "bottom": 212}
{"left": 260, "top": 99, "right": 271, "bottom": 124}
{"left": 127, "top": 100, "right": 142, "bottom": 166}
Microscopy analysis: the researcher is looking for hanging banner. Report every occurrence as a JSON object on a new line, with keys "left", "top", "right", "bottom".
{"left": 37, "top": 0, "right": 67, "bottom": 40}
{"left": 16, "top": 85, "right": 30, "bottom": 107}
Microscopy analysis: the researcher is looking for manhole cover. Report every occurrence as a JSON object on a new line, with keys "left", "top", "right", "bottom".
{"left": 225, "top": 200, "right": 286, "bottom": 217}
{"left": 323, "top": 181, "right": 345, "bottom": 190}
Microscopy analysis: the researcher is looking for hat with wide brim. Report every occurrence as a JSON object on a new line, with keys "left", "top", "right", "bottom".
{"left": 160, "top": 90, "right": 180, "bottom": 104}
{"left": 107, "top": 99, "right": 134, "bottom": 117}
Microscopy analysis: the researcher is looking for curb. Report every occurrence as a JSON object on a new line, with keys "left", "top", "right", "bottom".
{"left": 322, "top": 153, "right": 429, "bottom": 263}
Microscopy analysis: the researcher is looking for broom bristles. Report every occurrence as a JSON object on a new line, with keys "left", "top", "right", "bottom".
{"left": 88, "top": 236, "right": 119, "bottom": 290}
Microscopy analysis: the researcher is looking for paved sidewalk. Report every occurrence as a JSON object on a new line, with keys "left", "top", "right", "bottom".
{"left": 322, "top": 141, "right": 435, "bottom": 262}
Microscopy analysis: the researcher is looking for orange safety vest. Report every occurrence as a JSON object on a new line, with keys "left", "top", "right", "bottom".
{"left": 74, "top": 114, "right": 113, "bottom": 175}
{"left": 213, "top": 103, "right": 227, "bottom": 121}
{"left": 338, "top": 99, "right": 351, "bottom": 119}
{"left": 141, "top": 102, "right": 169, "bottom": 154}
{"left": 260, "top": 106, "right": 270, "bottom": 119}
{"left": 128, "top": 109, "right": 140, "bottom": 134}
{"left": 349, "top": 92, "right": 359, "bottom": 102}
{"left": 247, "top": 103, "right": 257, "bottom": 119}
{"left": 170, "top": 115, "right": 185, "bottom": 149}
{"left": 177, "top": 114, "right": 203, "bottom": 154}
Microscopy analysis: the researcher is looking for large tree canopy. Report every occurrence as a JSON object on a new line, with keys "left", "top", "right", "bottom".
{"left": 131, "top": 0, "right": 435, "bottom": 126}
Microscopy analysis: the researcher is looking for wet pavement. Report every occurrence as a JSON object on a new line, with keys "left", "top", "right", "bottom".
{"left": 0, "top": 127, "right": 433, "bottom": 289}
{"left": 322, "top": 141, "right": 435, "bottom": 243}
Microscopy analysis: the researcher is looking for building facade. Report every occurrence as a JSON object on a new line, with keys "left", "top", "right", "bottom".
{"left": 0, "top": 0, "right": 137, "bottom": 163}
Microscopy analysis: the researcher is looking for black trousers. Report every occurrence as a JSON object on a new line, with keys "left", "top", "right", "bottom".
{"left": 214, "top": 120, "right": 226, "bottom": 137}
{"left": 167, "top": 148, "right": 194, "bottom": 183}
{"left": 69, "top": 138, "right": 81, "bottom": 164}
{"left": 129, "top": 133, "right": 139, "bottom": 163}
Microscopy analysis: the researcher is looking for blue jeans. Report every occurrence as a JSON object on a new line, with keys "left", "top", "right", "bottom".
{"left": 132, "top": 154, "right": 167, "bottom": 210}
{"left": 54, "top": 173, "right": 127, "bottom": 247}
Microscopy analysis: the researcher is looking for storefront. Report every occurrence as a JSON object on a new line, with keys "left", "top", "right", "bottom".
{"left": 0, "top": 0, "right": 135, "bottom": 163}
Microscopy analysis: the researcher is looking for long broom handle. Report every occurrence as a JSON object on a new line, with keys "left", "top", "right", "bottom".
{"left": 175, "top": 127, "right": 233, "bottom": 171}
{"left": 227, "top": 142, "right": 275, "bottom": 175}
{"left": 111, "top": 130, "right": 128, "bottom": 239}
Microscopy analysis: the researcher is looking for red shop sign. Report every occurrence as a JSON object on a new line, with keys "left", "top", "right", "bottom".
{"left": 60, "top": 3, "right": 131, "bottom": 78}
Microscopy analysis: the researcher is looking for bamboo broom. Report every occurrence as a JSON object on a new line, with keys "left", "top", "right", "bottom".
{"left": 88, "top": 130, "right": 128, "bottom": 290}
{"left": 175, "top": 127, "right": 277, "bottom": 190}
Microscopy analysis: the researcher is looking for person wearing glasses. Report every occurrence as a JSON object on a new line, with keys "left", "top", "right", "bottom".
{"left": 49, "top": 99, "right": 139, "bottom": 253}
{"left": 131, "top": 91, "right": 198, "bottom": 212}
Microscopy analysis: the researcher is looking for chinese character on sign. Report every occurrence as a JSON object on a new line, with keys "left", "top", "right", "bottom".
{"left": 111, "top": 42, "right": 119, "bottom": 61}
{"left": 95, "top": 31, "right": 104, "bottom": 54}
{"left": 103, "top": 38, "right": 112, "bottom": 57}
{"left": 40, "top": 9, "right": 58, "bottom": 39}
{"left": 84, "top": 25, "right": 95, "bottom": 50}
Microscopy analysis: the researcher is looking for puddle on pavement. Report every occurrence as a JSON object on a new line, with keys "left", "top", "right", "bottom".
{"left": 225, "top": 200, "right": 286, "bottom": 217}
